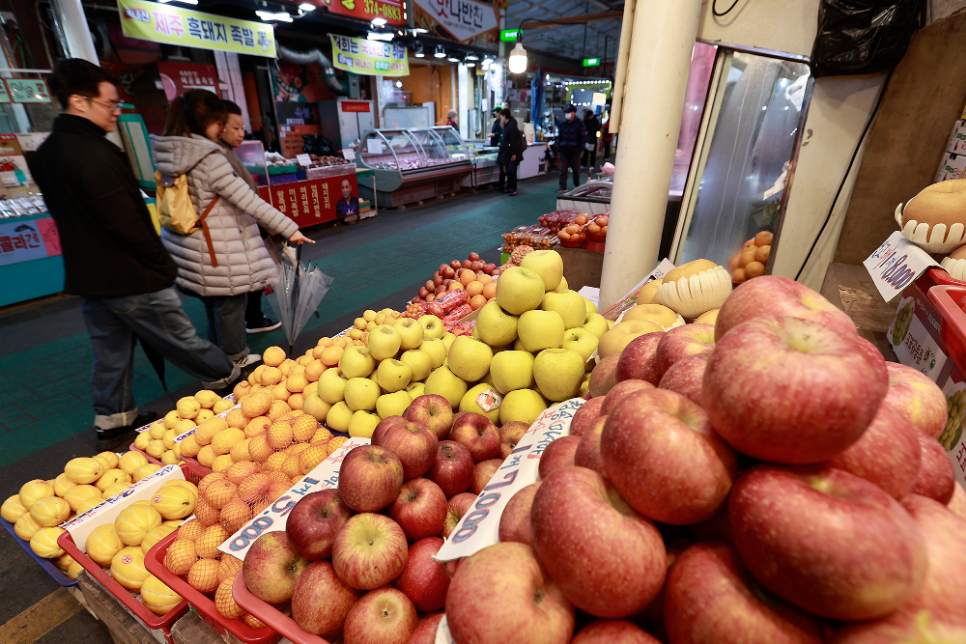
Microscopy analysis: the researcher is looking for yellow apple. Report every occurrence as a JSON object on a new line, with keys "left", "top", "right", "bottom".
{"left": 376, "top": 359, "right": 413, "bottom": 393}
{"left": 540, "top": 289, "right": 587, "bottom": 329}
{"left": 694, "top": 309, "right": 719, "bottom": 325}
{"left": 447, "top": 336, "right": 493, "bottom": 382}
{"left": 326, "top": 401, "right": 353, "bottom": 432}
{"left": 533, "top": 348, "right": 585, "bottom": 401}
{"left": 368, "top": 325, "right": 402, "bottom": 361}
{"left": 405, "top": 382, "right": 425, "bottom": 400}
{"left": 418, "top": 314, "right": 445, "bottom": 339}
{"left": 318, "top": 369, "right": 348, "bottom": 404}
{"left": 513, "top": 338, "right": 529, "bottom": 352}
{"left": 441, "top": 332, "right": 457, "bottom": 353}
{"left": 400, "top": 350, "right": 433, "bottom": 382}
{"left": 583, "top": 296, "right": 597, "bottom": 316}
{"left": 460, "top": 383, "right": 501, "bottom": 424}
{"left": 393, "top": 318, "right": 425, "bottom": 350}
{"left": 339, "top": 346, "right": 375, "bottom": 379}
{"left": 520, "top": 249, "right": 564, "bottom": 291}
{"left": 348, "top": 410, "right": 381, "bottom": 438}
{"left": 598, "top": 319, "right": 663, "bottom": 358}
{"left": 476, "top": 301, "right": 519, "bottom": 347}
{"left": 496, "top": 267, "right": 547, "bottom": 315}
{"left": 344, "top": 378, "right": 380, "bottom": 411}
{"left": 555, "top": 275, "right": 570, "bottom": 293}
{"left": 583, "top": 313, "right": 610, "bottom": 339}
{"left": 500, "top": 389, "right": 547, "bottom": 426}
{"left": 425, "top": 366, "right": 468, "bottom": 409}
{"left": 419, "top": 338, "right": 447, "bottom": 369}
{"left": 301, "top": 393, "right": 331, "bottom": 422}
{"left": 518, "top": 310, "right": 565, "bottom": 352}
{"left": 490, "top": 350, "right": 535, "bottom": 394}
{"left": 562, "top": 327, "right": 599, "bottom": 361}
{"left": 376, "top": 390, "right": 413, "bottom": 419}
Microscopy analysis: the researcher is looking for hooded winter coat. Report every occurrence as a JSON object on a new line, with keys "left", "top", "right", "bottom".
{"left": 150, "top": 134, "right": 299, "bottom": 298}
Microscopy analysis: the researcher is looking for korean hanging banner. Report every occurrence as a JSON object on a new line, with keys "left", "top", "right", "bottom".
{"left": 118, "top": 0, "right": 276, "bottom": 58}
{"left": 330, "top": 35, "right": 409, "bottom": 77}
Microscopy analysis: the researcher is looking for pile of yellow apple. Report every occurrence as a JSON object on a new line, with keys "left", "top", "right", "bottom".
{"left": 134, "top": 390, "right": 235, "bottom": 464}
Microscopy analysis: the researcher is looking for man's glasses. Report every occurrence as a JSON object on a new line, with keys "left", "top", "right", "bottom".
{"left": 88, "top": 98, "right": 123, "bottom": 113}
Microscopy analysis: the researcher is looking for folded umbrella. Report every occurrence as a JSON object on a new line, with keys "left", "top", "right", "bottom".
{"left": 266, "top": 244, "right": 334, "bottom": 353}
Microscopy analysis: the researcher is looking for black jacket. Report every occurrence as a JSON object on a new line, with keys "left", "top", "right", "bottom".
{"left": 558, "top": 117, "right": 587, "bottom": 151}
{"left": 28, "top": 114, "right": 178, "bottom": 297}
{"left": 498, "top": 119, "right": 523, "bottom": 166}
{"left": 489, "top": 118, "right": 502, "bottom": 146}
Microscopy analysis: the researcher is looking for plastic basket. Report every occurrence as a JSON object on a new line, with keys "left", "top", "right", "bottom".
{"left": 0, "top": 515, "right": 77, "bottom": 587}
{"left": 918, "top": 267, "right": 966, "bottom": 291}
{"left": 179, "top": 456, "right": 213, "bottom": 485}
{"left": 232, "top": 572, "right": 329, "bottom": 644}
{"left": 130, "top": 444, "right": 163, "bottom": 465}
{"left": 58, "top": 530, "right": 188, "bottom": 643}
{"left": 927, "top": 285, "right": 966, "bottom": 375}
{"left": 145, "top": 531, "right": 280, "bottom": 644}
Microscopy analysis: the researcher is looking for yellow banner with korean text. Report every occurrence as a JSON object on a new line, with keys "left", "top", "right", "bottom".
{"left": 330, "top": 35, "right": 409, "bottom": 77}
{"left": 118, "top": 0, "right": 276, "bottom": 58}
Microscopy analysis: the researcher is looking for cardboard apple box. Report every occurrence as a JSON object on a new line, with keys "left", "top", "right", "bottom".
{"left": 60, "top": 464, "right": 187, "bottom": 552}
{"left": 936, "top": 152, "right": 966, "bottom": 182}
{"left": 948, "top": 121, "right": 966, "bottom": 154}
{"left": 937, "top": 364, "right": 966, "bottom": 493}
{"left": 217, "top": 437, "right": 370, "bottom": 560}
{"left": 886, "top": 279, "right": 952, "bottom": 383}
{"left": 434, "top": 397, "right": 585, "bottom": 563}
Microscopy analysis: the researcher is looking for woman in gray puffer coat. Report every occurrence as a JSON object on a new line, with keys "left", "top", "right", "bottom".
{"left": 151, "top": 90, "right": 312, "bottom": 365}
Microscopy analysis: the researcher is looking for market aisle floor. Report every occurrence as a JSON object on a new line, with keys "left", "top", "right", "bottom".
{"left": 0, "top": 174, "right": 559, "bottom": 643}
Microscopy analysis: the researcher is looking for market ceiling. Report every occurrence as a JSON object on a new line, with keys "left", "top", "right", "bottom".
{"left": 507, "top": 0, "right": 624, "bottom": 66}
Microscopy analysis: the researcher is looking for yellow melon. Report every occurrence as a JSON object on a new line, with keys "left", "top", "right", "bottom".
{"left": 195, "top": 409, "right": 215, "bottom": 423}
{"left": 134, "top": 431, "right": 151, "bottom": 450}
{"left": 151, "top": 485, "right": 196, "bottom": 520}
{"left": 165, "top": 479, "right": 198, "bottom": 498}
{"left": 145, "top": 440, "right": 165, "bottom": 459}
{"left": 141, "top": 524, "right": 177, "bottom": 555}
{"left": 74, "top": 498, "right": 101, "bottom": 515}
{"left": 53, "top": 553, "right": 75, "bottom": 571}
{"left": 14, "top": 513, "right": 42, "bottom": 540}
{"left": 65, "top": 458, "right": 105, "bottom": 485}
{"left": 163, "top": 538, "right": 197, "bottom": 576}
{"left": 19, "top": 479, "right": 55, "bottom": 509}
{"left": 119, "top": 450, "right": 149, "bottom": 475}
{"left": 133, "top": 463, "right": 161, "bottom": 482}
{"left": 161, "top": 451, "right": 179, "bottom": 465}
{"left": 173, "top": 419, "right": 197, "bottom": 436}
{"left": 86, "top": 523, "right": 123, "bottom": 566}
{"left": 212, "top": 399, "right": 234, "bottom": 415}
{"left": 115, "top": 504, "right": 162, "bottom": 546}
{"left": 95, "top": 451, "right": 120, "bottom": 469}
{"left": 141, "top": 574, "right": 182, "bottom": 615}
{"left": 176, "top": 397, "right": 201, "bottom": 420}
{"left": 95, "top": 469, "right": 132, "bottom": 492}
{"left": 53, "top": 473, "right": 77, "bottom": 498}
{"left": 30, "top": 526, "right": 66, "bottom": 558}
{"left": 149, "top": 421, "right": 166, "bottom": 439}
{"left": 64, "top": 485, "right": 101, "bottom": 512}
{"left": 162, "top": 430, "right": 177, "bottom": 451}
{"left": 30, "top": 496, "right": 70, "bottom": 526}
{"left": 1, "top": 494, "right": 28, "bottom": 522}
{"left": 111, "top": 547, "right": 149, "bottom": 591}
{"left": 187, "top": 558, "right": 220, "bottom": 593}
{"left": 195, "top": 390, "right": 220, "bottom": 409}
{"left": 65, "top": 561, "right": 83, "bottom": 578}
{"left": 101, "top": 483, "right": 127, "bottom": 499}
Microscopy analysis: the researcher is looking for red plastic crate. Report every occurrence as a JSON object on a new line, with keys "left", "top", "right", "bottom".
{"left": 919, "top": 267, "right": 966, "bottom": 291}
{"left": 179, "top": 456, "right": 213, "bottom": 484}
{"left": 58, "top": 531, "right": 188, "bottom": 643}
{"left": 927, "top": 285, "right": 966, "bottom": 375}
{"left": 145, "top": 530, "right": 279, "bottom": 644}
{"left": 232, "top": 573, "right": 329, "bottom": 644}
{"left": 130, "top": 443, "right": 162, "bottom": 465}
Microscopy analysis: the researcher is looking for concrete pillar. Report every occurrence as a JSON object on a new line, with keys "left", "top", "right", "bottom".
{"left": 598, "top": 0, "right": 703, "bottom": 309}
{"left": 50, "top": 0, "right": 98, "bottom": 63}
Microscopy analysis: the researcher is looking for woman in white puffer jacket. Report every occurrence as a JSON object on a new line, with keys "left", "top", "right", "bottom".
{"left": 151, "top": 89, "right": 312, "bottom": 366}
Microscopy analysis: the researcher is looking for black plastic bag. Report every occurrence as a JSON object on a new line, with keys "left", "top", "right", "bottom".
{"left": 810, "top": 0, "right": 924, "bottom": 77}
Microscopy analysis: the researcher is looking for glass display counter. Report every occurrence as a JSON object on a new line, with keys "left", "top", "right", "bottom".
{"left": 356, "top": 127, "right": 472, "bottom": 208}
{"left": 462, "top": 139, "right": 500, "bottom": 188}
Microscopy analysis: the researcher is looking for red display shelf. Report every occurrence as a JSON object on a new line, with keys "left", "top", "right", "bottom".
{"left": 145, "top": 531, "right": 279, "bottom": 644}
{"left": 232, "top": 573, "right": 329, "bottom": 644}
{"left": 58, "top": 531, "right": 188, "bottom": 643}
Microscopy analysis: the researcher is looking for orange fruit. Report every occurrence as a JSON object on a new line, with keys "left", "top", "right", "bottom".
{"left": 482, "top": 283, "right": 497, "bottom": 299}
{"left": 460, "top": 270, "right": 476, "bottom": 286}
{"left": 755, "top": 245, "right": 771, "bottom": 264}
{"left": 448, "top": 282, "right": 464, "bottom": 292}
{"left": 469, "top": 294, "right": 487, "bottom": 310}
{"left": 731, "top": 267, "right": 746, "bottom": 283}
{"left": 466, "top": 281, "right": 484, "bottom": 297}
{"left": 754, "top": 231, "right": 774, "bottom": 246}
{"left": 744, "top": 261, "right": 766, "bottom": 279}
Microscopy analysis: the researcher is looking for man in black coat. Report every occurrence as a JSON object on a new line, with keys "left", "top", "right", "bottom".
{"left": 28, "top": 59, "right": 238, "bottom": 450}
{"left": 557, "top": 104, "right": 586, "bottom": 192}
{"left": 497, "top": 108, "right": 523, "bottom": 196}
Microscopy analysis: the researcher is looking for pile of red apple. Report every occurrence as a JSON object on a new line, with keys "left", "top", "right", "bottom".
{"left": 411, "top": 253, "right": 499, "bottom": 306}
{"left": 241, "top": 395, "right": 525, "bottom": 643}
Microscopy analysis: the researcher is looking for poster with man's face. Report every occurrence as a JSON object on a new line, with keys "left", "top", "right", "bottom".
{"left": 336, "top": 177, "right": 359, "bottom": 218}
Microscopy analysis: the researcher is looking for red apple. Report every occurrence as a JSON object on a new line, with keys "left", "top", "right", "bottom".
{"left": 499, "top": 421, "right": 530, "bottom": 459}
{"left": 949, "top": 481, "right": 966, "bottom": 520}
{"left": 393, "top": 537, "right": 451, "bottom": 612}
{"left": 470, "top": 261, "right": 482, "bottom": 272}
{"left": 472, "top": 458, "right": 502, "bottom": 494}
{"left": 372, "top": 415, "right": 408, "bottom": 446}
{"left": 900, "top": 494, "right": 966, "bottom": 617}
{"left": 450, "top": 412, "right": 500, "bottom": 462}
{"left": 450, "top": 260, "right": 461, "bottom": 271}
{"left": 573, "top": 416, "right": 607, "bottom": 475}
{"left": 409, "top": 613, "right": 445, "bottom": 644}
{"left": 498, "top": 482, "right": 541, "bottom": 546}
{"left": 572, "top": 620, "right": 662, "bottom": 643}
{"left": 588, "top": 354, "right": 620, "bottom": 398}
{"left": 446, "top": 542, "right": 575, "bottom": 644}
{"left": 469, "top": 252, "right": 480, "bottom": 262}
{"left": 486, "top": 262, "right": 497, "bottom": 274}
{"left": 462, "top": 259, "right": 472, "bottom": 269}
{"left": 290, "top": 560, "right": 361, "bottom": 638}
{"left": 419, "top": 287, "right": 429, "bottom": 299}
{"left": 728, "top": 465, "right": 928, "bottom": 620}
{"left": 570, "top": 397, "right": 604, "bottom": 437}
{"left": 286, "top": 489, "right": 352, "bottom": 560}
{"left": 427, "top": 440, "right": 474, "bottom": 497}
{"left": 331, "top": 513, "right": 409, "bottom": 590}
{"left": 601, "top": 389, "right": 736, "bottom": 524}
{"left": 714, "top": 275, "right": 857, "bottom": 342}
{"left": 388, "top": 478, "right": 447, "bottom": 541}
{"left": 242, "top": 531, "right": 309, "bottom": 605}
{"left": 339, "top": 445, "right": 405, "bottom": 512}
{"left": 379, "top": 421, "right": 439, "bottom": 480}
{"left": 537, "top": 435, "right": 579, "bottom": 480}
{"left": 443, "top": 492, "right": 476, "bottom": 539}
{"left": 655, "top": 324, "right": 714, "bottom": 377}
{"left": 435, "top": 273, "right": 446, "bottom": 286}
{"left": 911, "top": 432, "right": 956, "bottom": 503}
{"left": 531, "top": 467, "right": 666, "bottom": 618}
{"left": 658, "top": 353, "right": 708, "bottom": 407}
{"left": 342, "top": 587, "right": 417, "bottom": 644}
{"left": 827, "top": 401, "right": 921, "bottom": 499}
{"left": 600, "top": 379, "right": 655, "bottom": 415}
{"left": 405, "top": 394, "right": 454, "bottom": 440}
{"left": 665, "top": 541, "right": 822, "bottom": 644}
{"left": 615, "top": 332, "right": 664, "bottom": 385}
{"left": 830, "top": 608, "right": 966, "bottom": 643}
{"left": 438, "top": 263, "right": 447, "bottom": 274}
{"left": 704, "top": 316, "right": 887, "bottom": 464}
{"left": 425, "top": 280, "right": 436, "bottom": 291}
{"left": 883, "top": 362, "right": 947, "bottom": 439}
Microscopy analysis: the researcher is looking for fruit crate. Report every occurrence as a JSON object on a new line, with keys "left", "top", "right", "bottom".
{"left": 178, "top": 456, "right": 213, "bottom": 485}
{"left": 927, "top": 285, "right": 966, "bottom": 375}
{"left": 130, "top": 444, "right": 162, "bottom": 465}
{"left": 0, "top": 514, "right": 77, "bottom": 587}
{"left": 146, "top": 531, "right": 280, "bottom": 644}
{"left": 58, "top": 530, "right": 188, "bottom": 644}
{"left": 232, "top": 572, "right": 328, "bottom": 644}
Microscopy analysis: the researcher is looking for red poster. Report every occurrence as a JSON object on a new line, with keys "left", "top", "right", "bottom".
{"left": 319, "top": 0, "right": 406, "bottom": 26}
{"left": 35, "top": 217, "right": 63, "bottom": 256}
{"left": 260, "top": 174, "right": 360, "bottom": 228}
{"left": 341, "top": 101, "right": 371, "bottom": 113}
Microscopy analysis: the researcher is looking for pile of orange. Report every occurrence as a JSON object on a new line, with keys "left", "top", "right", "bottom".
{"left": 728, "top": 231, "right": 773, "bottom": 283}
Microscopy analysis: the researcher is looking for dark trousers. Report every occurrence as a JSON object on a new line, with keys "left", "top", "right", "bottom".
{"left": 200, "top": 294, "right": 249, "bottom": 362}
{"left": 498, "top": 163, "right": 518, "bottom": 192}
{"left": 603, "top": 140, "right": 612, "bottom": 160}
{"left": 583, "top": 146, "right": 597, "bottom": 172}
{"left": 559, "top": 148, "right": 582, "bottom": 189}
{"left": 246, "top": 290, "right": 266, "bottom": 326}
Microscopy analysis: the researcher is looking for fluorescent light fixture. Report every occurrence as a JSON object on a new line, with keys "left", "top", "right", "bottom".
{"left": 298, "top": 3, "right": 315, "bottom": 10}
{"left": 466, "top": 62, "right": 475, "bottom": 67}
{"left": 367, "top": 31, "right": 394, "bottom": 41}
{"left": 414, "top": 27, "right": 428, "bottom": 33}
{"left": 447, "top": 56, "right": 460, "bottom": 62}
{"left": 371, "top": 17, "right": 387, "bottom": 26}
{"left": 508, "top": 42, "right": 527, "bottom": 74}
{"left": 256, "top": 10, "right": 292, "bottom": 21}
{"left": 434, "top": 46, "right": 446, "bottom": 58}
{"left": 466, "top": 53, "right": 479, "bottom": 61}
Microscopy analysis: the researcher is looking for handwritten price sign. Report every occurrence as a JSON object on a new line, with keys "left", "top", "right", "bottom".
{"left": 864, "top": 231, "right": 939, "bottom": 302}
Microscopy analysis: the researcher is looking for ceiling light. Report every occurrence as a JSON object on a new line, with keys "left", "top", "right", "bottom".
{"left": 434, "top": 46, "right": 446, "bottom": 58}
{"left": 367, "top": 31, "right": 394, "bottom": 41}
{"left": 371, "top": 17, "right": 387, "bottom": 26}
{"left": 256, "top": 10, "right": 292, "bottom": 22}
{"left": 466, "top": 53, "right": 479, "bottom": 61}
{"left": 413, "top": 27, "right": 428, "bottom": 33}
{"left": 298, "top": 3, "right": 315, "bottom": 10}
{"left": 447, "top": 56, "right": 460, "bottom": 62}
{"left": 395, "top": 80, "right": 403, "bottom": 88}
{"left": 414, "top": 43, "right": 424, "bottom": 58}
{"left": 508, "top": 42, "right": 527, "bottom": 74}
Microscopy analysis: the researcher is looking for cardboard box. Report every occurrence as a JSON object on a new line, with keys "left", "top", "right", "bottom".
{"left": 935, "top": 365, "right": 966, "bottom": 492}
{"left": 936, "top": 152, "right": 966, "bottom": 182}
{"left": 886, "top": 278, "right": 952, "bottom": 383}
{"left": 948, "top": 121, "right": 966, "bottom": 154}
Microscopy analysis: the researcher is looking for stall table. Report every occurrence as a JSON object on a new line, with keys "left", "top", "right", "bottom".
{"left": 519, "top": 142, "right": 549, "bottom": 180}
{"left": 0, "top": 212, "right": 64, "bottom": 307}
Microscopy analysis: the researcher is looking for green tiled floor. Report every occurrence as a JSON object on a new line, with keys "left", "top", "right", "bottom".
{"left": 0, "top": 181, "right": 559, "bottom": 468}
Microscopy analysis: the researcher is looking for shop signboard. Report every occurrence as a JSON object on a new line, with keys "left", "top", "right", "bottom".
{"left": 322, "top": 0, "right": 407, "bottom": 26}
{"left": 0, "top": 219, "right": 57, "bottom": 267}
{"left": 330, "top": 35, "right": 409, "bottom": 77}
{"left": 5, "top": 79, "right": 50, "bottom": 103}
{"left": 258, "top": 172, "right": 361, "bottom": 227}
{"left": 414, "top": 0, "right": 499, "bottom": 44}
{"left": 117, "top": 0, "right": 276, "bottom": 58}
{"left": 582, "top": 57, "right": 601, "bottom": 67}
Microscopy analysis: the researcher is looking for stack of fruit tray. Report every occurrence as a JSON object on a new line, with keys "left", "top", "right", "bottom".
{"left": 58, "top": 531, "right": 188, "bottom": 644}
{"left": 0, "top": 515, "right": 77, "bottom": 587}
{"left": 928, "top": 284, "right": 966, "bottom": 374}
{"left": 231, "top": 573, "right": 326, "bottom": 644}
{"left": 146, "top": 531, "right": 280, "bottom": 644}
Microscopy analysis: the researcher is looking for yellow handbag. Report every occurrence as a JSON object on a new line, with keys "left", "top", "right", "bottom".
{"left": 155, "top": 165, "right": 220, "bottom": 266}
